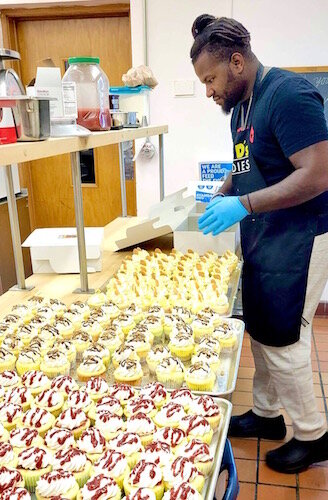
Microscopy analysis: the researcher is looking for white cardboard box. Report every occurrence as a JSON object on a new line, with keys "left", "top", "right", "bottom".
{"left": 22, "top": 227, "right": 104, "bottom": 274}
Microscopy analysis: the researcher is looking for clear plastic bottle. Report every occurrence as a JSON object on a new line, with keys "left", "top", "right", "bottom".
{"left": 62, "top": 56, "right": 111, "bottom": 131}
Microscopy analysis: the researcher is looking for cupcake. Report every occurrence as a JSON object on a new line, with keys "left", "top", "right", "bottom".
{"left": 146, "top": 345, "right": 170, "bottom": 374}
{"left": 0, "top": 422, "right": 9, "bottom": 442}
{"left": 153, "top": 402, "right": 186, "bottom": 429}
{"left": 28, "top": 316, "right": 49, "bottom": 337}
{"left": 163, "top": 314, "right": 186, "bottom": 338}
{"left": 21, "top": 408, "right": 55, "bottom": 437}
{"left": 0, "top": 402, "right": 23, "bottom": 430}
{"left": 87, "top": 291, "right": 108, "bottom": 310}
{"left": 39, "top": 325, "right": 60, "bottom": 347}
{"left": 188, "top": 395, "right": 221, "bottom": 430}
{"left": 195, "top": 337, "right": 221, "bottom": 355}
{"left": 17, "top": 324, "right": 35, "bottom": 346}
{"left": 2, "top": 487, "right": 31, "bottom": 499}
{"left": 199, "top": 307, "right": 221, "bottom": 327}
{"left": 64, "top": 390, "right": 93, "bottom": 414}
{"left": 78, "top": 474, "right": 121, "bottom": 500}
{"left": 77, "top": 355, "right": 106, "bottom": 382}
{"left": 53, "top": 317, "right": 74, "bottom": 340}
{"left": 0, "top": 348, "right": 17, "bottom": 372}
{"left": 185, "top": 362, "right": 216, "bottom": 392}
{"left": 98, "top": 328, "right": 122, "bottom": 354}
{"left": 180, "top": 415, "right": 213, "bottom": 445}
{"left": 44, "top": 427, "right": 75, "bottom": 454}
{"left": 162, "top": 457, "right": 204, "bottom": 493}
{"left": 40, "top": 349, "right": 70, "bottom": 378}
{"left": 114, "top": 359, "right": 143, "bottom": 387}
{"left": 56, "top": 340, "right": 77, "bottom": 364}
{"left": 36, "top": 306, "right": 56, "bottom": 324}
{"left": 77, "top": 428, "right": 107, "bottom": 463}
{"left": 88, "top": 395, "right": 123, "bottom": 422}
{"left": 0, "top": 442, "right": 17, "bottom": 468}
{"left": 126, "top": 412, "right": 157, "bottom": 447}
{"left": 112, "top": 313, "right": 135, "bottom": 335}
{"left": 55, "top": 408, "right": 90, "bottom": 439}
{"left": 155, "top": 427, "right": 187, "bottom": 452}
{"left": 140, "top": 441, "right": 171, "bottom": 469}
{"left": 83, "top": 343, "right": 110, "bottom": 367}
{"left": 81, "top": 318, "right": 102, "bottom": 342}
{"left": 0, "top": 370, "right": 21, "bottom": 390}
{"left": 0, "top": 466, "right": 25, "bottom": 494}
{"left": 90, "top": 309, "right": 111, "bottom": 329}
{"left": 29, "top": 337, "right": 50, "bottom": 357}
{"left": 155, "top": 357, "right": 185, "bottom": 389}
{"left": 84, "top": 377, "right": 109, "bottom": 403}
{"left": 191, "top": 348, "right": 220, "bottom": 374}
{"left": 12, "top": 304, "right": 34, "bottom": 323}
{"left": 34, "top": 389, "right": 64, "bottom": 417}
{"left": 171, "top": 307, "right": 193, "bottom": 325}
{"left": 51, "top": 376, "right": 78, "bottom": 400}
{"left": 27, "top": 295, "right": 46, "bottom": 312}
{"left": 95, "top": 412, "right": 125, "bottom": 441}
{"left": 139, "top": 383, "right": 168, "bottom": 409}
{"left": 125, "top": 303, "right": 144, "bottom": 324}
{"left": 139, "top": 316, "right": 163, "bottom": 343}
{"left": 125, "top": 332, "right": 151, "bottom": 361}
{"left": 17, "top": 446, "right": 52, "bottom": 492}
{"left": 35, "top": 470, "right": 79, "bottom": 499}
{"left": 213, "top": 323, "right": 238, "bottom": 351}
{"left": 176, "top": 438, "right": 213, "bottom": 476}
{"left": 16, "top": 348, "right": 41, "bottom": 376}
{"left": 92, "top": 449, "right": 129, "bottom": 489}
{"left": 72, "top": 331, "right": 92, "bottom": 357}
{"left": 2, "top": 314, "right": 21, "bottom": 331}
{"left": 112, "top": 345, "right": 140, "bottom": 369}
{"left": 125, "top": 397, "right": 156, "bottom": 419}
{"left": 170, "top": 389, "right": 194, "bottom": 411}
{"left": 63, "top": 309, "right": 83, "bottom": 331}
{"left": 168, "top": 332, "right": 195, "bottom": 362}
{"left": 107, "top": 432, "right": 143, "bottom": 469}
{"left": 163, "top": 482, "right": 202, "bottom": 500}
{"left": 69, "top": 301, "right": 90, "bottom": 320}
{"left": 124, "top": 460, "right": 164, "bottom": 500}
{"left": 52, "top": 447, "right": 92, "bottom": 487}
{"left": 0, "top": 322, "right": 16, "bottom": 341}
{"left": 191, "top": 315, "right": 214, "bottom": 341}
{"left": 48, "top": 298, "right": 67, "bottom": 316}
{"left": 109, "top": 384, "right": 137, "bottom": 406}
{"left": 10, "top": 428, "right": 43, "bottom": 454}
{"left": 215, "top": 294, "right": 229, "bottom": 315}
{"left": 4, "top": 386, "right": 33, "bottom": 412}
{"left": 101, "top": 301, "right": 121, "bottom": 320}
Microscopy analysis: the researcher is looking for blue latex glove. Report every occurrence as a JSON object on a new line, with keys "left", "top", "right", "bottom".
{"left": 198, "top": 196, "right": 249, "bottom": 236}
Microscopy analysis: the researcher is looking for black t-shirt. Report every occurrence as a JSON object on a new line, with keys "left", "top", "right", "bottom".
{"left": 231, "top": 67, "right": 328, "bottom": 220}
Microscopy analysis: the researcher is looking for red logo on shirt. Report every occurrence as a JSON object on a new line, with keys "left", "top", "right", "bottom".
{"left": 250, "top": 126, "right": 254, "bottom": 144}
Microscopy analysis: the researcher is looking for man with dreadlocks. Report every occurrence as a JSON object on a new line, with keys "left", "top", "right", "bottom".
{"left": 192, "top": 14, "right": 328, "bottom": 473}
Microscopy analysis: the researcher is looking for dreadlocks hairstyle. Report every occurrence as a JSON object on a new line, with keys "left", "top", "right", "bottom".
{"left": 190, "top": 14, "right": 252, "bottom": 64}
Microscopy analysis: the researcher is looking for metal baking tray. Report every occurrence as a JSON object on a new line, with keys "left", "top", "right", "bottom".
{"left": 224, "top": 262, "right": 242, "bottom": 318}
{"left": 71, "top": 318, "right": 245, "bottom": 398}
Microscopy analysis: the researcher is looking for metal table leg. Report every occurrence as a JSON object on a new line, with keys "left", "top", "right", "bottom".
{"left": 159, "top": 133, "right": 164, "bottom": 201}
{"left": 5, "top": 164, "right": 33, "bottom": 291}
{"left": 70, "top": 152, "right": 94, "bottom": 294}
{"left": 118, "top": 142, "right": 127, "bottom": 217}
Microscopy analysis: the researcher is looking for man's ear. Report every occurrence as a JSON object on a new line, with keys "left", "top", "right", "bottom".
{"left": 230, "top": 52, "right": 245, "bottom": 75}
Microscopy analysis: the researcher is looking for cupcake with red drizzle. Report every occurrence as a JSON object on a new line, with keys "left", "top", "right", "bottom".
{"left": 126, "top": 412, "right": 157, "bottom": 446}
{"left": 176, "top": 438, "right": 213, "bottom": 477}
{"left": 0, "top": 441, "right": 17, "bottom": 468}
{"left": 163, "top": 456, "right": 204, "bottom": 493}
{"left": 17, "top": 446, "right": 52, "bottom": 492}
{"left": 0, "top": 466, "right": 25, "bottom": 494}
{"left": 123, "top": 460, "right": 164, "bottom": 500}
{"left": 140, "top": 441, "right": 171, "bottom": 469}
{"left": 4, "top": 386, "right": 33, "bottom": 412}
{"left": 77, "top": 427, "right": 107, "bottom": 463}
{"left": 89, "top": 395, "right": 123, "bottom": 423}
{"left": 34, "top": 389, "right": 64, "bottom": 417}
{"left": 124, "top": 396, "right": 156, "bottom": 419}
{"left": 10, "top": 427, "right": 43, "bottom": 454}
{"left": 153, "top": 402, "right": 186, "bottom": 429}
{"left": 21, "top": 407, "right": 55, "bottom": 437}
{"left": 55, "top": 407, "right": 90, "bottom": 439}
{"left": 125, "top": 488, "right": 157, "bottom": 500}
{"left": 95, "top": 411, "right": 125, "bottom": 441}
{"left": 78, "top": 474, "right": 121, "bottom": 500}
{"left": 2, "top": 487, "right": 31, "bottom": 500}
{"left": 0, "top": 402, "right": 23, "bottom": 430}
{"left": 139, "top": 383, "right": 168, "bottom": 409}
{"left": 53, "top": 447, "right": 92, "bottom": 487}
{"left": 35, "top": 470, "right": 79, "bottom": 499}
{"left": 180, "top": 415, "right": 213, "bottom": 445}
{"left": 0, "top": 369, "right": 20, "bottom": 390}
{"left": 92, "top": 449, "right": 130, "bottom": 489}
{"left": 0, "top": 421, "right": 9, "bottom": 442}
{"left": 44, "top": 427, "right": 75, "bottom": 454}
{"left": 50, "top": 375, "right": 78, "bottom": 400}
{"left": 109, "top": 383, "right": 137, "bottom": 406}
{"left": 163, "top": 482, "right": 202, "bottom": 500}
{"left": 64, "top": 389, "right": 93, "bottom": 414}
{"left": 84, "top": 376, "right": 109, "bottom": 403}
{"left": 188, "top": 395, "right": 221, "bottom": 430}
{"left": 170, "top": 389, "right": 194, "bottom": 411}
{"left": 155, "top": 427, "right": 187, "bottom": 452}
{"left": 22, "top": 371, "right": 50, "bottom": 396}
{"left": 108, "top": 432, "right": 143, "bottom": 468}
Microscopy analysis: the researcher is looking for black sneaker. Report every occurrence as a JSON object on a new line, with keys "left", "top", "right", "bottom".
{"left": 228, "top": 410, "right": 287, "bottom": 439}
{"left": 266, "top": 432, "right": 328, "bottom": 473}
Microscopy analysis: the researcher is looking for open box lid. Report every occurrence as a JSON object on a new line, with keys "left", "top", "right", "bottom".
{"left": 115, "top": 188, "right": 196, "bottom": 250}
{"left": 22, "top": 227, "right": 104, "bottom": 251}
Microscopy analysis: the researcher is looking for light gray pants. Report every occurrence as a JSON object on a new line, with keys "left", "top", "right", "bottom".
{"left": 252, "top": 233, "right": 328, "bottom": 441}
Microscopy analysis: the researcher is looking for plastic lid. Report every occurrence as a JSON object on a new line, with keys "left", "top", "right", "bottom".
{"left": 68, "top": 57, "right": 100, "bottom": 65}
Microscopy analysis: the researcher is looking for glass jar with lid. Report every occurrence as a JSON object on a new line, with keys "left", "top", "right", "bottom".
{"left": 62, "top": 56, "right": 111, "bottom": 131}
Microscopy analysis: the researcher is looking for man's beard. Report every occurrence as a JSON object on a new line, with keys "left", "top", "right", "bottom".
{"left": 221, "top": 71, "right": 247, "bottom": 115}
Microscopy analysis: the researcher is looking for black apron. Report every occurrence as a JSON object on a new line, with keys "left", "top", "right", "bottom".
{"left": 232, "top": 65, "right": 317, "bottom": 347}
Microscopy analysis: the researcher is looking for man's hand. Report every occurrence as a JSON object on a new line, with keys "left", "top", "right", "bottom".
{"left": 198, "top": 196, "right": 249, "bottom": 236}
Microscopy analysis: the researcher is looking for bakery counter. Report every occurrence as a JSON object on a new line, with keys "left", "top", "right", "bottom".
{"left": 0, "top": 216, "right": 174, "bottom": 317}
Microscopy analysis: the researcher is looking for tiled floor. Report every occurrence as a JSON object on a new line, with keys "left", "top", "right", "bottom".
{"left": 231, "top": 317, "right": 328, "bottom": 499}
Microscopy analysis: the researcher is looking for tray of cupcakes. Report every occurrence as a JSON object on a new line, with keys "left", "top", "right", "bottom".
{"left": 0, "top": 373, "right": 232, "bottom": 500}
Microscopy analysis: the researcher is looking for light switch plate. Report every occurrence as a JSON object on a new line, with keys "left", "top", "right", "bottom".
{"left": 173, "top": 80, "right": 195, "bottom": 96}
